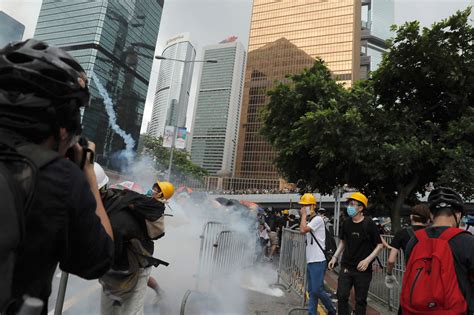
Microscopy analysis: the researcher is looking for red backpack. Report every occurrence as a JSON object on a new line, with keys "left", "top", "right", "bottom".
{"left": 400, "top": 228, "right": 468, "bottom": 314}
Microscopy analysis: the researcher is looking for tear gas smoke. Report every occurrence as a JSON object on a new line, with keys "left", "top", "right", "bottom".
{"left": 141, "top": 193, "right": 284, "bottom": 314}
{"left": 91, "top": 72, "right": 135, "bottom": 168}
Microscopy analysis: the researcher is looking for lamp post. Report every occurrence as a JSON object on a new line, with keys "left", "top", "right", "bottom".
{"left": 155, "top": 55, "right": 218, "bottom": 181}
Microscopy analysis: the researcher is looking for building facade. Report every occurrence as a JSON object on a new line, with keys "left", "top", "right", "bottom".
{"left": 0, "top": 11, "right": 25, "bottom": 47}
{"left": 190, "top": 41, "right": 246, "bottom": 175}
{"left": 148, "top": 33, "right": 196, "bottom": 138}
{"left": 34, "top": 0, "right": 164, "bottom": 170}
{"left": 235, "top": 0, "right": 392, "bottom": 183}
{"left": 360, "top": 0, "right": 394, "bottom": 77}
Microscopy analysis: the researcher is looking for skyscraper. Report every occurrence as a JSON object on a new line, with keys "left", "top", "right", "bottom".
{"left": 34, "top": 0, "right": 164, "bottom": 170}
{"left": 0, "top": 11, "right": 25, "bottom": 47}
{"left": 190, "top": 40, "right": 246, "bottom": 175}
{"left": 235, "top": 0, "right": 393, "bottom": 183}
{"left": 148, "top": 33, "right": 196, "bottom": 138}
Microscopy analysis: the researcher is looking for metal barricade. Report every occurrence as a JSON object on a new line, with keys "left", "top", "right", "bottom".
{"left": 277, "top": 228, "right": 307, "bottom": 309}
{"left": 367, "top": 235, "right": 405, "bottom": 312}
{"left": 195, "top": 221, "right": 227, "bottom": 291}
{"left": 180, "top": 221, "right": 254, "bottom": 315}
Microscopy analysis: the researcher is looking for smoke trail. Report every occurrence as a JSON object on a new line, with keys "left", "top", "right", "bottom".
{"left": 91, "top": 72, "right": 135, "bottom": 167}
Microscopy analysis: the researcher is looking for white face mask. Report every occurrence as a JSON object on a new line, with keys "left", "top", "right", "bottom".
{"left": 303, "top": 206, "right": 311, "bottom": 215}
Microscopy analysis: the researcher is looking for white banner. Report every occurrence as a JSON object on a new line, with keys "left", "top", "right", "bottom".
{"left": 163, "top": 126, "right": 174, "bottom": 148}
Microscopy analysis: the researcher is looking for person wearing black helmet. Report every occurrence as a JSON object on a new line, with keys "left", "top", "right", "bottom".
{"left": 0, "top": 39, "right": 114, "bottom": 314}
{"left": 401, "top": 187, "right": 474, "bottom": 314}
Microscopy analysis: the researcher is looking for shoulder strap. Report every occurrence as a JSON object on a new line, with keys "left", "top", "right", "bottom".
{"left": 414, "top": 228, "right": 430, "bottom": 241}
{"left": 438, "top": 227, "right": 465, "bottom": 241}
{"left": 309, "top": 230, "right": 329, "bottom": 261}
{"left": 16, "top": 143, "right": 60, "bottom": 169}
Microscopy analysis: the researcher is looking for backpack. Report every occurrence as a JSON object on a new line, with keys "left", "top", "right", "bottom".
{"left": 102, "top": 189, "right": 169, "bottom": 268}
{"left": 400, "top": 228, "right": 468, "bottom": 314}
{"left": 0, "top": 139, "right": 59, "bottom": 312}
{"left": 309, "top": 219, "right": 337, "bottom": 262}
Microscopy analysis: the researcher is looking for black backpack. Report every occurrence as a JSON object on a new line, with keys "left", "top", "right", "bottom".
{"left": 0, "top": 138, "right": 59, "bottom": 312}
{"left": 101, "top": 189, "right": 168, "bottom": 269}
{"left": 309, "top": 219, "right": 337, "bottom": 262}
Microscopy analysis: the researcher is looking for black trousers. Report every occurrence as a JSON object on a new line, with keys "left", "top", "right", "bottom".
{"left": 336, "top": 267, "right": 372, "bottom": 315}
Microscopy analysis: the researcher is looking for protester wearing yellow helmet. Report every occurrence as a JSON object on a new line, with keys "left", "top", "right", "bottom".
{"left": 298, "top": 193, "right": 317, "bottom": 217}
{"left": 152, "top": 181, "right": 175, "bottom": 201}
{"left": 328, "top": 192, "right": 383, "bottom": 315}
{"left": 298, "top": 193, "right": 337, "bottom": 315}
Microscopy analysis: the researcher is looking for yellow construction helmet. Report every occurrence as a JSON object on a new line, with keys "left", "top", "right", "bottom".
{"left": 298, "top": 193, "right": 317, "bottom": 205}
{"left": 282, "top": 209, "right": 289, "bottom": 215}
{"left": 347, "top": 192, "right": 368, "bottom": 208}
{"left": 157, "top": 181, "right": 175, "bottom": 200}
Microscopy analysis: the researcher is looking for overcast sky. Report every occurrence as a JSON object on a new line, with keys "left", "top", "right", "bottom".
{"left": 0, "top": 0, "right": 472, "bottom": 133}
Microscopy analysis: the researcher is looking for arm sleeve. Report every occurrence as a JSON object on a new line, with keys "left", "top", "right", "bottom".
{"left": 369, "top": 220, "right": 382, "bottom": 245}
{"left": 60, "top": 166, "right": 114, "bottom": 279}
{"left": 308, "top": 216, "right": 324, "bottom": 232}
{"left": 404, "top": 238, "right": 418, "bottom": 263}
{"left": 390, "top": 230, "right": 404, "bottom": 250}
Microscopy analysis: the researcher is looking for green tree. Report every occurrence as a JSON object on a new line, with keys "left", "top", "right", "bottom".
{"left": 261, "top": 9, "right": 474, "bottom": 232}
{"left": 139, "top": 134, "right": 209, "bottom": 182}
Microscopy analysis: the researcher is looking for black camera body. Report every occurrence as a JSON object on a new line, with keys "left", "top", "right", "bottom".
{"left": 65, "top": 136, "right": 94, "bottom": 169}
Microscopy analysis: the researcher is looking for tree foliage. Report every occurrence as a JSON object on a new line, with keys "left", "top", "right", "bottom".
{"left": 261, "top": 8, "right": 474, "bottom": 231}
{"left": 139, "top": 134, "right": 209, "bottom": 181}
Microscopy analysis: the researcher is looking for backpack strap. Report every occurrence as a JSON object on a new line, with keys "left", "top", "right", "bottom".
{"left": 414, "top": 228, "right": 429, "bottom": 241}
{"left": 438, "top": 227, "right": 465, "bottom": 241}
{"left": 309, "top": 230, "right": 330, "bottom": 261}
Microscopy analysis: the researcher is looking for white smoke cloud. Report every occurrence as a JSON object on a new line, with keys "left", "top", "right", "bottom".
{"left": 91, "top": 72, "right": 136, "bottom": 167}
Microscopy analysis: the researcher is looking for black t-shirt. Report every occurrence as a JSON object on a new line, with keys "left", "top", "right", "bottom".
{"left": 11, "top": 158, "right": 114, "bottom": 314}
{"left": 340, "top": 217, "right": 382, "bottom": 272}
{"left": 405, "top": 227, "right": 474, "bottom": 313}
{"left": 390, "top": 225, "right": 425, "bottom": 252}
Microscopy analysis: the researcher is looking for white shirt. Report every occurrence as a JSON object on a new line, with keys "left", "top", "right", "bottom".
{"left": 306, "top": 215, "right": 326, "bottom": 263}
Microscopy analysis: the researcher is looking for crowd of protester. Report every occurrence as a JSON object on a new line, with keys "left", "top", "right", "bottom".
{"left": 0, "top": 40, "right": 472, "bottom": 315}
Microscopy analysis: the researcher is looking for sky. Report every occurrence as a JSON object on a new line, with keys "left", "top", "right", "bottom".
{"left": 0, "top": 0, "right": 472, "bottom": 133}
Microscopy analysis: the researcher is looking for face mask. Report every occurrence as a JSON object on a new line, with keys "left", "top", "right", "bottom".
{"left": 347, "top": 206, "right": 358, "bottom": 217}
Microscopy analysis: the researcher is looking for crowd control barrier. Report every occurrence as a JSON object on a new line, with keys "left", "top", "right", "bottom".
{"left": 180, "top": 221, "right": 254, "bottom": 315}
{"left": 276, "top": 228, "right": 308, "bottom": 314}
{"left": 367, "top": 235, "right": 405, "bottom": 311}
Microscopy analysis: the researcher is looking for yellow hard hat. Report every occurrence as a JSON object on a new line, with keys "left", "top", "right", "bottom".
{"left": 157, "top": 181, "right": 175, "bottom": 200}
{"left": 347, "top": 192, "right": 368, "bottom": 208}
{"left": 282, "top": 209, "right": 289, "bottom": 215}
{"left": 298, "top": 193, "right": 316, "bottom": 205}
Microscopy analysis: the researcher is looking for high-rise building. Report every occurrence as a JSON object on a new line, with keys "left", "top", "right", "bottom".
{"left": 148, "top": 33, "right": 196, "bottom": 138}
{"left": 235, "top": 0, "right": 393, "bottom": 184}
{"left": 360, "top": 0, "right": 394, "bottom": 76}
{"left": 0, "top": 11, "right": 25, "bottom": 47}
{"left": 190, "top": 40, "right": 246, "bottom": 175}
{"left": 34, "top": 0, "right": 164, "bottom": 170}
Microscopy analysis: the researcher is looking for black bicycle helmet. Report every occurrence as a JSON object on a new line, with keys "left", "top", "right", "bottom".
{"left": 428, "top": 187, "right": 464, "bottom": 214}
{"left": 0, "top": 39, "right": 90, "bottom": 140}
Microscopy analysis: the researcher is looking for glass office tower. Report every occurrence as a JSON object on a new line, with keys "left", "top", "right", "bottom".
{"left": 148, "top": 33, "right": 196, "bottom": 138}
{"left": 235, "top": 0, "right": 393, "bottom": 183}
{"left": 35, "top": 0, "right": 164, "bottom": 170}
{"left": 0, "top": 11, "right": 25, "bottom": 46}
{"left": 190, "top": 41, "right": 246, "bottom": 175}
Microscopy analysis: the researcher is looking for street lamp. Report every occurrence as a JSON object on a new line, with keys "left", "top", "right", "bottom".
{"left": 155, "top": 55, "right": 218, "bottom": 181}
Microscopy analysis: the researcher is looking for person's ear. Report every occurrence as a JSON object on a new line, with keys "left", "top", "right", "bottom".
{"left": 59, "top": 127, "right": 69, "bottom": 140}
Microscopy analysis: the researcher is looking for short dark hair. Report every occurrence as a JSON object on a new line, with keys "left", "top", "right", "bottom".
{"left": 411, "top": 204, "right": 431, "bottom": 223}
{"left": 432, "top": 207, "right": 463, "bottom": 219}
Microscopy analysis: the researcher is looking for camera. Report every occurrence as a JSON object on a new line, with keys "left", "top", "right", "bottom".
{"left": 65, "top": 136, "right": 94, "bottom": 169}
